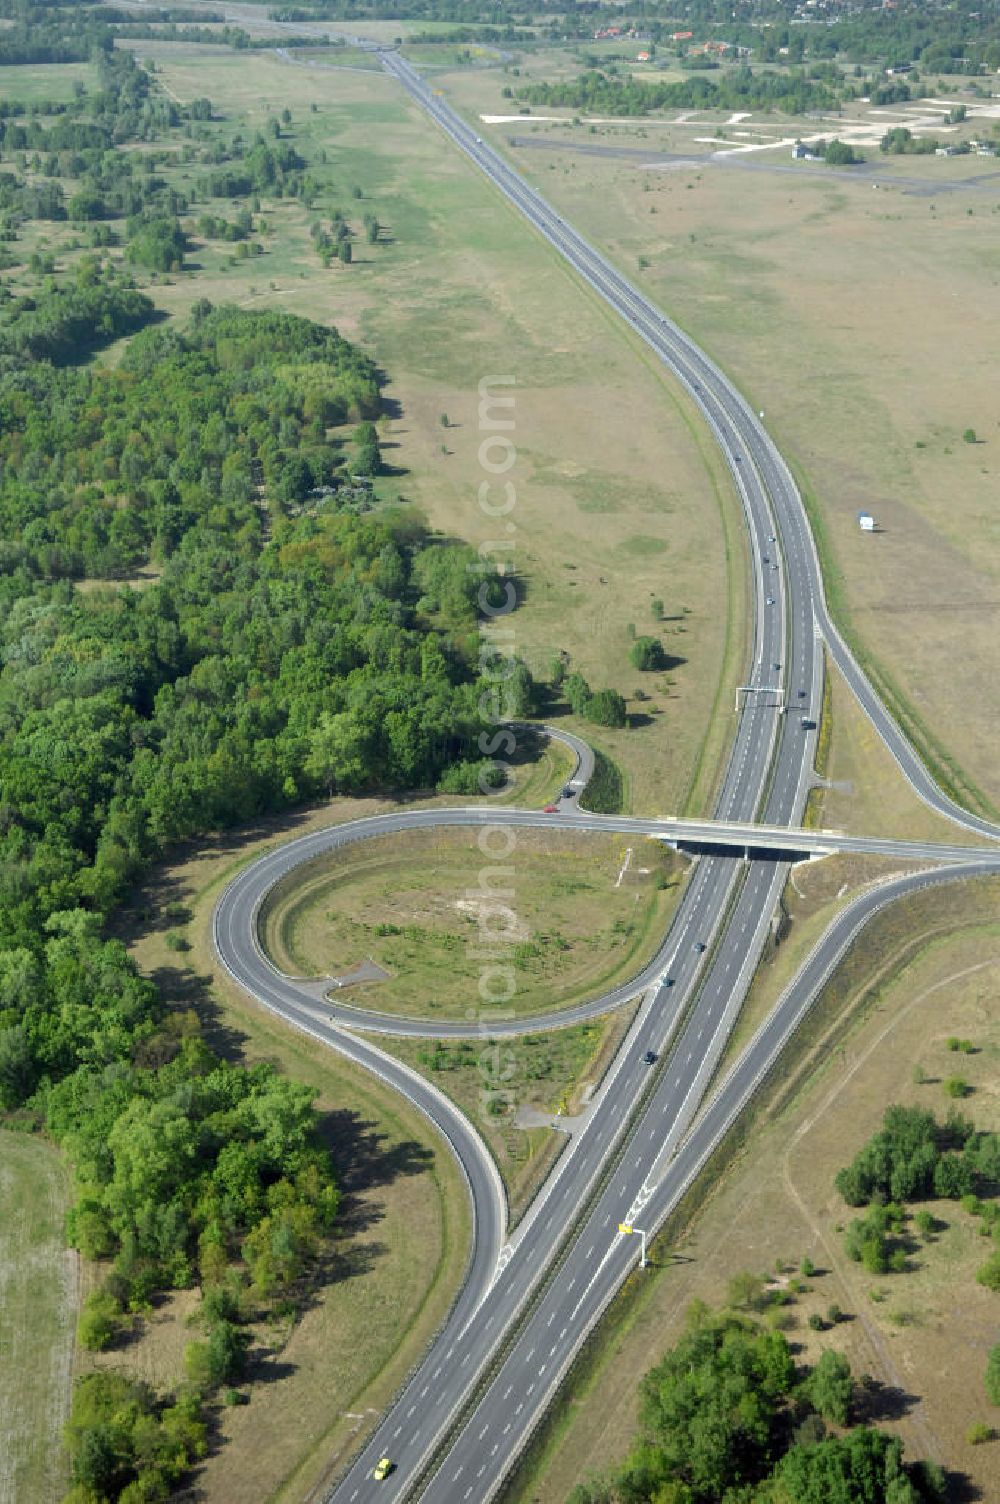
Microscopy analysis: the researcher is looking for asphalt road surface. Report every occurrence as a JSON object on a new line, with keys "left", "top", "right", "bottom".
{"left": 210, "top": 36, "right": 1000, "bottom": 1504}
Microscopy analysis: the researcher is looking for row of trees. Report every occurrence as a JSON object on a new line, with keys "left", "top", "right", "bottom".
{"left": 519, "top": 66, "right": 838, "bottom": 119}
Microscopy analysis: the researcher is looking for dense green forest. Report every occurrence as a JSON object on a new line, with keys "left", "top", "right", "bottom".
{"left": 0, "top": 296, "right": 512, "bottom": 1499}
{"left": 567, "top": 1302, "right": 948, "bottom": 1504}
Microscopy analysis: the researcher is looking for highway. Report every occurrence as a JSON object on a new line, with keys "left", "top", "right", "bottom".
{"left": 209, "top": 36, "right": 1000, "bottom": 1504}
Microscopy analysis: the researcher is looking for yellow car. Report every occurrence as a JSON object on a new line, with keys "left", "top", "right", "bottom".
{"left": 373, "top": 1458, "right": 393, "bottom": 1482}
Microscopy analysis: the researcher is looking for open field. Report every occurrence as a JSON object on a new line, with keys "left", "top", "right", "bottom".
{"left": 0, "top": 60, "right": 96, "bottom": 101}
{"left": 108, "top": 41, "right": 747, "bottom": 819}
{"left": 434, "top": 63, "right": 1000, "bottom": 819}
{"left": 0, "top": 1133, "right": 75, "bottom": 1504}
{"left": 262, "top": 827, "right": 685, "bottom": 1021}
{"left": 504, "top": 876, "right": 1000, "bottom": 1503}
{"left": 115, "top": 794, "right": 479, "bottom": 1504}
{"left": 381, "top": 1005, "right": 639, "bottom": 1222}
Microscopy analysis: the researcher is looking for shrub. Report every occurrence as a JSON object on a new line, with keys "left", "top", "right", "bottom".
{"left": 966, "top": 1420, "right": 993, "bottom": 1444}
{"left": 986, "top": 1344, "right": 1000, "bottom": 1404}
{"left": 915, "top": 1209, "right": 935, "bottom": 1239}
{"left": 806, "top": 1349, "right": 853, "bottom": 1425}
{"left": 629, "top": 635, "right": 667, "bottom": 671}
{"left": 586, "top": 689, "right": 627, "bottom": 729}
{"left": 77, "top": 1289, "right": 121, "bottom": 1352}
{"left": 976, "top": 1251, "right": 1000, "bottom": 1293}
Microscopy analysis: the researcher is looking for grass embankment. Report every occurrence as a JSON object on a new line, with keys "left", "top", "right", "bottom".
{"left": 261, "top": 827, "right": 686, "bottom": 1022}
{"left": 381, "top": 1005, "right": 639, "bottom": 1224}
{"left": 0, "top": 1132, "right": 76, "bottom": 1504}
{"left": 500, "top": 875, "right": 1000, "bottom": 1503}
{"left": 806, "top": 659, "right": 985, "bottom": 844}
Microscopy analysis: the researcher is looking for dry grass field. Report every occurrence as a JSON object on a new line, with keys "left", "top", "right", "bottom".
{"left": 0, "top": 1133, "right": 75, "bottom": 1504}
{"left": 506, "top": 876, "right": 1000, "bottom": 1503}
{"left": 109, "top": 42, "right": 747, "bottom": 819}
{"left": 262, "top": 827, "right": 685, "bottom": 1020}
{"left": 436, "top": 64, "right": 1000, "bottom": 820}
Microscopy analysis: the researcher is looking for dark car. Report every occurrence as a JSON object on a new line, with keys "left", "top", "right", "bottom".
{"left": 801, "top": 718, "right": 816, "bottom": 731}
{"left": 562, "top": 786, "right": 574, "bottom": 798}
{"left": 694, "top": 941, "right": 706, "bottom": 953}
{"left": 643, "top": 1050, "right": 658, "bottom": 1065}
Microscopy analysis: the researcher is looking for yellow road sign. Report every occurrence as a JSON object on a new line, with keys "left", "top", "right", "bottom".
{"left": 618, "top": 1223, "right": 633, "bottom": 1235}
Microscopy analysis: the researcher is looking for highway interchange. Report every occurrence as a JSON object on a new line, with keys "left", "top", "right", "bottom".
{"left": 211, "top": 39, "right": 1000, "bottom": 1504}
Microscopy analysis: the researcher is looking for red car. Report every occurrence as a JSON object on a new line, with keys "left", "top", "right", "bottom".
{"left": 543, "top": 803, "right": 559, "bottom": 814}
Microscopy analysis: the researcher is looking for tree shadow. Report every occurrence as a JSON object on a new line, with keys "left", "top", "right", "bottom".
{"left": 855, "top": 1374, "right": 922, "bottom": 1423}
{"left": 145, "top": 964, "right": 251, "bottom": 1065}
{"left": 317, "top": 1106, "right": 435, "bottom": 1199}
{"left": 930, "top": 1469, "right": 982, "bottom": 1502}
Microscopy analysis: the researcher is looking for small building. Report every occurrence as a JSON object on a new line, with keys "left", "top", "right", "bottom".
{"left": 792, "top": 142, "right": 810, "bottom": 160}
{"left": 858, "top": 512, "right": 876, "bottom": 532}
{"left": 636, "top": 51, "right": 650, "bottom": 62}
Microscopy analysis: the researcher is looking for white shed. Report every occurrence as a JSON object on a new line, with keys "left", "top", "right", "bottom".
{"left": 858, "top": 512, "right": 875, "bottom": 532}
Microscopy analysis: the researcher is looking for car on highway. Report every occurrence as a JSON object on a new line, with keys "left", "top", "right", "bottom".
{"left": 543, "top": 803, "right": 559, "bottom": 814}
{"left": 766, "top": 597, "right": 775, "bottom": 606}
{"left": 643, "top": 1050, "right": 658, "bottom": 1065}
{"left": 562, "top": 786, "right": 574, "bottom": 798}
{"left": 694, "top": 941, "right": 706, "bottom": 952}
{"left": 373, "top": 1457, "right": 394, "bottom": 1481}
{"left": 475, "top": 136, "right": 483, "bottom": 144}
{"left": 801, "top": 718, "right": 816, "bottom": 731}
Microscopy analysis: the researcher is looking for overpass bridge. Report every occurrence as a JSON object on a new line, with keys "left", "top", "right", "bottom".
{"left": 561, "top": 813, "right": 1000, "bottom": 867}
